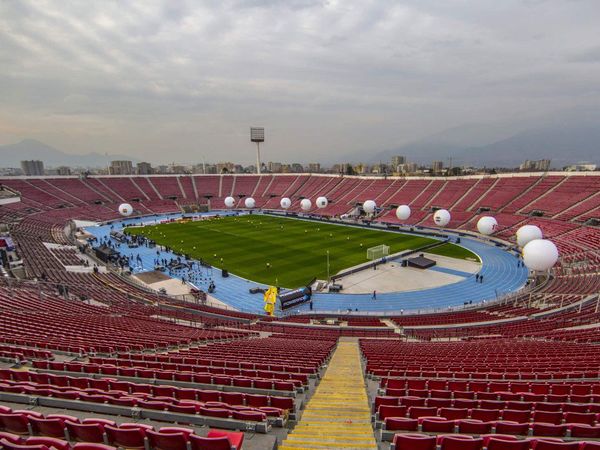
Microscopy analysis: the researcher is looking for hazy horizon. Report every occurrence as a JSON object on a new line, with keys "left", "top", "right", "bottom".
{"left": 1, "top": 1, "right": 600, "bottom": 165}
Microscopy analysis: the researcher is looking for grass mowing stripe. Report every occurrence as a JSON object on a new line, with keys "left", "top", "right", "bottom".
{"left": 426, "top": 242, "right": 481, "bottom": 262}
{"left": 125, "top": 215, "right": 472, "bottom": 288}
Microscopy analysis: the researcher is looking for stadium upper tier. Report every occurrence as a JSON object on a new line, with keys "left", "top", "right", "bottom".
{"left": 0, "top": 172, "right": 598, "bottom": 315}
{"left": 0, "top": 172, "right": 598, "bottom": 254}
{"left": 2, "top": 172, "right": 600, "bottom": 450}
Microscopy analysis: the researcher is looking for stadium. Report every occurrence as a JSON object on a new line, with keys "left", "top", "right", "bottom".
{"left": 0, "top": 171, "right": 599, "bottom": 450}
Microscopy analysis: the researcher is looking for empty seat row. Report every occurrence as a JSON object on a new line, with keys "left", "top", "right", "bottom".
{"left": 392, "top": 433, "right": 600, "bottom": 450}
{"left": 1, "top": 436, "right": 114, "bottom": 450}
{"left": 0, "top": 407, "right": 243, "bottom": 449}
{"left": 0, "top": 382, "right": 291, "bottom": 421}
{"left": 383, "top": 379, "right": 600, "bottom": 396}
{"left": 35, "top": 361, "right": 306, "bottom": 388}
{"left": 30, "top": 364, "right": 301, "bottom": 392}
{"left": 384, "top": 416, "right": 600, "bottom": 438}
{"left": 0, "top": 371, "right": 295, "bottom": 410}
{"left": 375, "top": 395, "right": 600, "bottom": 414}
{"left": 378, "top": 404, "right": 600, "bottom": 426}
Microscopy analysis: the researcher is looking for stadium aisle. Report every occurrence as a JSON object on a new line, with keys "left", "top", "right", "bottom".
{"left": 279, "top": 341, "right": 377, "bottom": 449}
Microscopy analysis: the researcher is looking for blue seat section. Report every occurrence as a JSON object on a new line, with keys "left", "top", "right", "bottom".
{"left": 86, "top": 214, "right": 528, "bottom": 315}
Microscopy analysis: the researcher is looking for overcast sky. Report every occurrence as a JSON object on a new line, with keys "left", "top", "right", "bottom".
{"left": 1, "top": 0, "right": 599, "bottom": 164}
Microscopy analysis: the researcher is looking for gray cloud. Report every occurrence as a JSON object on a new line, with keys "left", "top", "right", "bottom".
{"left": 569, "top": 46, "right": 600, "bottom": 63}
{"left": 0, "top": 0, "right": 599, "bottom": 164}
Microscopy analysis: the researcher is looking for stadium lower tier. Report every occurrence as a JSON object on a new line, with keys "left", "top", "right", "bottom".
{"left": 1, "top": 172, "right": 599, "bottom": 317}
{"left": 1, "top": 173, "right": 600, "bottom": 448}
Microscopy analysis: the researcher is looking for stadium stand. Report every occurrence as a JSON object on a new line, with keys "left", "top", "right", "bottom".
{"left": 1, "top": 172, "right": 600, "bottom": 448}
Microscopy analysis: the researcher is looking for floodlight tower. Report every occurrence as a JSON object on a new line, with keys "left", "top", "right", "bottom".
{"left": 250, "top": 127, "right": 265, "bottom": 174}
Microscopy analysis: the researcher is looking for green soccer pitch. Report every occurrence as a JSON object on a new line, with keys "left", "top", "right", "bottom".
{"left": 124, "top": 214, "right": 475, "bottom": 288}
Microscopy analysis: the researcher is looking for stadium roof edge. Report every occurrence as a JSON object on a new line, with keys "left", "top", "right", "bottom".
{"left": 0, "top": 170, "right": 597, "bottom": 182}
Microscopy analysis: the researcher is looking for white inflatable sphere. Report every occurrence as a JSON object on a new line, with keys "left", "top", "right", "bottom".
{"left": 244, "top": 197, "right": 256, "bottom": 208}
{"left": 280, "top": 197, "right": 291, "bottom": 209}
{"left": 118, "top": 203, "right": 133, "bottom": 217}
{"left": 522, "top": 239, "right": 559, "bottom": 271}
{"left": 477, "top": 216, "right": 498, "bottom": 236}
{"left": 316, "top": 196, "right": 328, "bottom": 209}
{"left": 363, "top": 200, "right": 377, "bottom": 214}
{"left": 224, "top": 196, "right": 235, "bottom": 208}
{"left": 516, "top": 225, "right": 543, "bottom": 247}
{"left": 300, "top": 198, "right": 312, "bottom": 211}
{"left": 433, "top": 209, "right": 451, "bottom": 227}
{"left": 396, "top": 205, "right": 411, "bottom": 221}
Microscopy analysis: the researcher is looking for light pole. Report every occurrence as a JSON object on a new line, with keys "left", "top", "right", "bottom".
{"left": 250, "top": 127, "right": 265, "bottom": 174}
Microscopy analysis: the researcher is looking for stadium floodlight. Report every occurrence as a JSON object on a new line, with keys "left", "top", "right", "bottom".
{"left": 367, "top": 244, "right": 390, "bottom": 260}
{"left": 250, "top": 127, "right": 265, "bottom": 175}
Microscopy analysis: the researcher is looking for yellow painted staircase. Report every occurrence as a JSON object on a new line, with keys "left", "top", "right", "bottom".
{"left": 279, "top": 341, "right": 377, "bottom": 449}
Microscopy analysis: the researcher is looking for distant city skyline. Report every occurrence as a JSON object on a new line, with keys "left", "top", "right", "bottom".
{"left": 7, "top": 155, "right": 596, "bottom": 178}
{"left": 1, "top": 1, "right": 600, "bottom": 165}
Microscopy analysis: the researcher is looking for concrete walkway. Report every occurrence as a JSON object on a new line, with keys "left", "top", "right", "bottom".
{"left": 279, "top": 342, "right": 377, "bottom": 449}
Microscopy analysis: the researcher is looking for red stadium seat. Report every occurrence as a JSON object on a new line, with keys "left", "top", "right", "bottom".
{"left": 65, "top": 421, "right": 106, "bottom": 443}
{"left": 146, "top": 430, "right": 188, "bottom": 450}
{"left": 105, "top": 425, "right": 147, "bottom": 450}
{"left": 421, "top": 418, "right": 455, "bottom": 432}
{"left": 195, "top": 430, "right": 244, "bottom": 450}
{"left": 29, "top": 417, "right": 67, "bottom": 438}
{"left": 532, "top": 442, "right": 581, "bottom": 450}
{"left": 495, "top": 421, "right": 531, "bottom": 435}
{"left": 0, "top": 439, "right": 49, "bottom": 450}
{"left": 393, "top": 433, "right": 436, "bottom": 450}
{"left": 487, "top": 438, "right": 531, "bottom": 450}
{"left": 385, "top": 418, "right": 419, "bottom": 431}
{"left": 25, "top": 437, "right": 70, "bottom": 450}
{"left": 72, "top": 444, "right": 116, "bottom": 450}
{"left": 457, "top": 419, "right": 493, "bottom": 434}
{"left": 439, "top": 435, "right": 483, "bottom": 450}
{"left": 570, "top": 424, "right": 600, "bottom": 438}
{"left": 531, "top": 423, "right": 567, "bottom": 437}
{"left": 0, "top": 414, "right": 30, "bottom": 435}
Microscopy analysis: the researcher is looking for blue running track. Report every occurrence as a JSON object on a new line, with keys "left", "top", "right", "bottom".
{"left": 85, "top": 213, "right": 528, "bottom": 315}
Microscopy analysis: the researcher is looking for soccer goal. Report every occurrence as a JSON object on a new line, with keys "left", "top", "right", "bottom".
{"left": 367, "top": 244, "right": 390, "bottom": 260}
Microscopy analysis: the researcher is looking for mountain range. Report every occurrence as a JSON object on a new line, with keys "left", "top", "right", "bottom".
{"left": 347, "top": 106, "right": 600, "bottom": 168}
{"left": 2, "top": 105, "right": 599, "bottom": 169}
{"left": 0, "top": 139, "right": 138, "bottom": 168}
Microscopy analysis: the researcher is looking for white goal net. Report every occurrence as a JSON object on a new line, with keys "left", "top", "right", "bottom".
{"left": 367, "top": 244, "right": 390, "bottom": 260}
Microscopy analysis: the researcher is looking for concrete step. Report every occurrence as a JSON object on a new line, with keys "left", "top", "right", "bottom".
{"left": 280, "top": 341, "right": 377, "bottom": 450}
